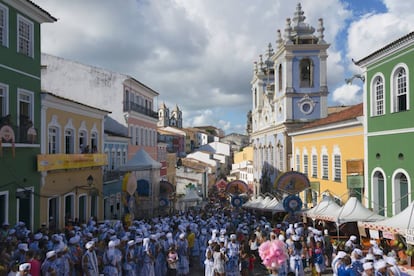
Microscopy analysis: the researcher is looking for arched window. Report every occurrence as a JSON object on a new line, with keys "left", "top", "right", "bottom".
{"left": 391, "top": 64, "right": 409, "bottom": 112}
{"left": 372, "top": 75, "right": 384, "bottom": 116}
{"left": 302, "top": 148, "right": 308, "bottom": 175}
{"left": 300, "top": 58, "right": 313, "bottom": 87}
{"left": 48, "top": 115, "right": 60, "bottom": 154}
{"left": 311, "top": 147, "right": 318, "bottom": 178}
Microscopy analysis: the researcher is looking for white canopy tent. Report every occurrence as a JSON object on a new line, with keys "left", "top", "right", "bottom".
{"left": 359, "top": 201, "right": 414, "bottom": 235}
{"left": 336, "top": 197, "right": 385, "bottom": 225}
{"left": 306, "top": 195, "right": 341, "bottom": 222}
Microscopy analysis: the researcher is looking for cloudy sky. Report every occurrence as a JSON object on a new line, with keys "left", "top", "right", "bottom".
{"left": 35, "top": 0, "right": 414, "bottom": 135}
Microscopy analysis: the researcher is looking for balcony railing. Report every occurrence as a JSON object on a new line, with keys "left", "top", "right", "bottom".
{"left": 37, "top": 153, "right": 108, "bottom": 172}
{"left": 123, "top": 101, "right": 158, "bottom": 119}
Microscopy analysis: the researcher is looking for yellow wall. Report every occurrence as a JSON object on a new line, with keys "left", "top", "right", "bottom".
{"left": 41, "top": 106, "right": 105, "bottom": 229}
{"left": 234, "top": 146, "right": 253, "bottom": 164}
{"left": 292, "top": 125, "right": 364, "bottom": 204}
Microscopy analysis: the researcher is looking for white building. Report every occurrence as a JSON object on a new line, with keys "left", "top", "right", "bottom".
{"left": 250, "top": 4, "right": 330, "bottom": 194}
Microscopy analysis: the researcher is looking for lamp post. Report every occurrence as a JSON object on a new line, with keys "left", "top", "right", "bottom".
{"left": 87, "top": 175, "right": 94, "bottom": 187}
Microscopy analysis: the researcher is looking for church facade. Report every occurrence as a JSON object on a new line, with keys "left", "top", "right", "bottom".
{"left": 250, "top": 3, "right": 330, "bottom": 195}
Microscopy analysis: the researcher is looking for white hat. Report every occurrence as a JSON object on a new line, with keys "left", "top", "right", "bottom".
{"left": 364, "top": 253, "right": 375, "bottom": 261}
{"left": 385, "top": 256, "right": 397, "bottom": 266}
{"left": 291, "top": 235, "right": 300, "bottom": 241}
{"left": 230, "top": 234, "right": 236, "bottom": 240}
{"left": 352, "top": 248, "right": 363, "bottom": 256}
{"left": 363, "top": 262, "right": 373, "bottom": 270}
{"left": 336, "top": 251, "right": 347, "bottom": 259}
{"left": 375, "top": 259, "right": 387, "bottom": 270}
{"left": 34, "top": 233, "right": 43, "bottom": 240}
{"left": 19, "top": 263, "right": 31, "bottom": 271}
{"left": 373, "top": 248, "right": 383, "bottom": 256}
{"left": 350, "top": 235, "right": 357, "bottom": 241}
{"left": 278, "top": 234, "right": 285, "bottom": 241}
{"left": 46, "top": 250, "right": 56, "bottom": 259}
{"left": 108, "top": 240, "right": 116, "bottom": 248}
{"left": 85, "top": 241, "right": 95, "bottom": 249}
{"left": 127, "top": 240, "right": 135, "bottom": 246}
{"left": 69, "top": 236, "right": 80, "bottom": 244}
{"left": 179, "top": 233, "right": 185, "bottom": 239}
{"left": 18, "top": 243, "right": 29, "bottom": 251}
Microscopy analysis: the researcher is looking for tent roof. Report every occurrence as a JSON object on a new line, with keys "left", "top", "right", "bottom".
{"left": 336, "top": 197, "right": 385, "bottom": 224}
{"left": 306, "top": 195, "right": 341, "bottom": 222}
{"left": 360, "top": 201, "right": 414, "bottom": 235}
{"left": 119, "top": 148, "right": 161, "bottom": 171}
{"left": 181, "top": 188, "right": 202, "bottom": 202}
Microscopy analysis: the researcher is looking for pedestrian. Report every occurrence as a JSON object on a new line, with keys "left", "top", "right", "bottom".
{"left": 176, "top": 233, "right": 189, "bottom": 276}
{"left": 167, "top": 246, "right": 179, "bottom": 276}
{"left": 82, "top": 241, "right": 99, "bottom": 276}
{"left": 16, "top": 263, "right": 31, "bottom": 276}
{"left": 213, "top": 244, "right": 227, "bottom": 276}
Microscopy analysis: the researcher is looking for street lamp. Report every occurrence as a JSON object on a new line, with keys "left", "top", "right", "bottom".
{"left": 87, "top": 175, "right": 94, "bottom": 187}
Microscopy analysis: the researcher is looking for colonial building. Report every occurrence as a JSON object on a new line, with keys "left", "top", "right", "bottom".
{"left": 41, "top": 53, "right": 159, "bottom": 161}
{"left": 0, "top": 0, "right": 55, "bottom": 229}
{"left": 38, "top": 92, "right": 109, "bottom": 229}
{"left": 250, "top": 3, "right": 329, "bottom": 195}
{"left": 355, "top": 31, "right": 414, "bottom": 217}
{"left": 289, "top": 104, "right": 364, "bottom": 207}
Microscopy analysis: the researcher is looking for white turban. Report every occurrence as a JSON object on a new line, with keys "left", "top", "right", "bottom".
{"left": 19, "top": 263, "right": 31, "bottom": 271}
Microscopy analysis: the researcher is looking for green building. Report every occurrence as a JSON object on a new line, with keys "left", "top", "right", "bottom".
{"left": 356, "top": 32, "right": 414, "bottom": 217}
{"left": 0, "top": 0, "right": 55, "bottom": 229}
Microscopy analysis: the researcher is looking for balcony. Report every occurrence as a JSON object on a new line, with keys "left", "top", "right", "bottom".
{"left": 0, "top": 119, "right": 39, "bottom": 144}
{"left": 123, "top": 101, "right": 158, "bottom": 119}
{"left": 37, "top": 153, "right": 108, "bottom": 172}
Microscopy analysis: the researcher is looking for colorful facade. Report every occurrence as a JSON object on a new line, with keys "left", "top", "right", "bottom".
{"left": 356, "top": 31, "right": 414, "bottom": 217}
{"left": 0, "top": 0, "right": 55, "bottom": 229}
{"left": 289, "top": 104, "right": 364, "bottom": 207}
{"left": 38, "top": 92, "right": 109, "bottom": 229}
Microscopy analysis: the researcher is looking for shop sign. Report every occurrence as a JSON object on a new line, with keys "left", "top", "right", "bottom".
{"left": 347, "top": 175, "right": 364, "bottom": 189}
{"left": 406, "top": 229, "right": 414, "bottom": 245}
{"left": 382, "top": 231, "right": 394, "bottom": 240}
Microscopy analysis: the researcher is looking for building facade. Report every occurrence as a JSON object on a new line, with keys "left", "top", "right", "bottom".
{"left": 0, "top": 0, "right": 55, "bottom": 229}
{"left": 41, "top": 54, "right": 159, "bottom": 162}
{"left": 356, "top": 31, "right": 414, "bottom": 217}
{"left": 231, "top": 146, "right": 254, "bottom": 191}
{"left": 38, "top": 92, "right": 109, "bottom": 229}
{"left": 250, "top": 3, "right": 329, "bottom": 195}
{"left": 289, "top": 104, "right": 364, "bottom": 207}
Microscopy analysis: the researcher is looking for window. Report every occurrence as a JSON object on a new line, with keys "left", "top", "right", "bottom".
{"left": 373, "top": 76, "right": 384, "bottom": 116}
{"left": 372, "top": 171, "right": 385, "bottom": 216}
{"left": 116, "top": 150, "right": 121, "bottom": 169}
{"left": 278, "top": 145, "right": 284, "bottom": 171}
{"left": 392, "top": 65, "right": 409, "bottom": 112}
{"left": 90, "top": 131, "right": 98, "bottom": 153}
{"left": 396, "top": 68, "right": 407, "bottom": 111}
{"left": 48, "top": 127, "right": 59, "bottom": 154}
{"left": 278, "top": 64, "right": 283, "bottom": 91}
{"left": 393, "top": 171, "right": 410, "bottom": 214}
{"left": 17, "top": 15, "right": 33, "bottom": 57}
{"left": 322, "top": 155, "right": 328, "bottom": 179}
{"left": 79, "top": 130, "right": 87, "bottom": 153}
{"left": 303, "top": 151, "right": 309, "bottom": 176}
{"left": 111, "top": 149, "right": 115, "bottom": 170}
{"left": 135, "top": 127, "right": 139, "bottom": 145}
{"left": 295, "top": 151, "right": 300, "bottom": 172}
{"left": 64, "top": 129, "right": 74, "bottom": 154}
{"left": 0, "top": 4, "right": 8, "bottom": 47}
{"left": 0, "top": 83, "right": 8, "bottom": 117}
{"left": 312, "top": 154, "right": 317, "bottom": 178}
{"left": 333, "top": 154, "right": 341, "bottom": 181}
{"left": 300, "top": 58, "right": 313, "bottom": 87}
{"left": 18, "top": 89, "right": 33, "bottom": 126}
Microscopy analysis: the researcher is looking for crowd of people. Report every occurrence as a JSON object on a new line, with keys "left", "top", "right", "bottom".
{"left": 0, "top": 206, "right": 410, "bottom": 276}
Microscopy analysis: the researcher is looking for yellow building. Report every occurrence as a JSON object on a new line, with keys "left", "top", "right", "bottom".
{"left": 38, "top": 92, "right": 110, "bottom": 229}
{"left": 232, "top": 146, "right": 255, "bottom": 192}
{"left": 289, "top": 103, "right": 364, "bottom": 207}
